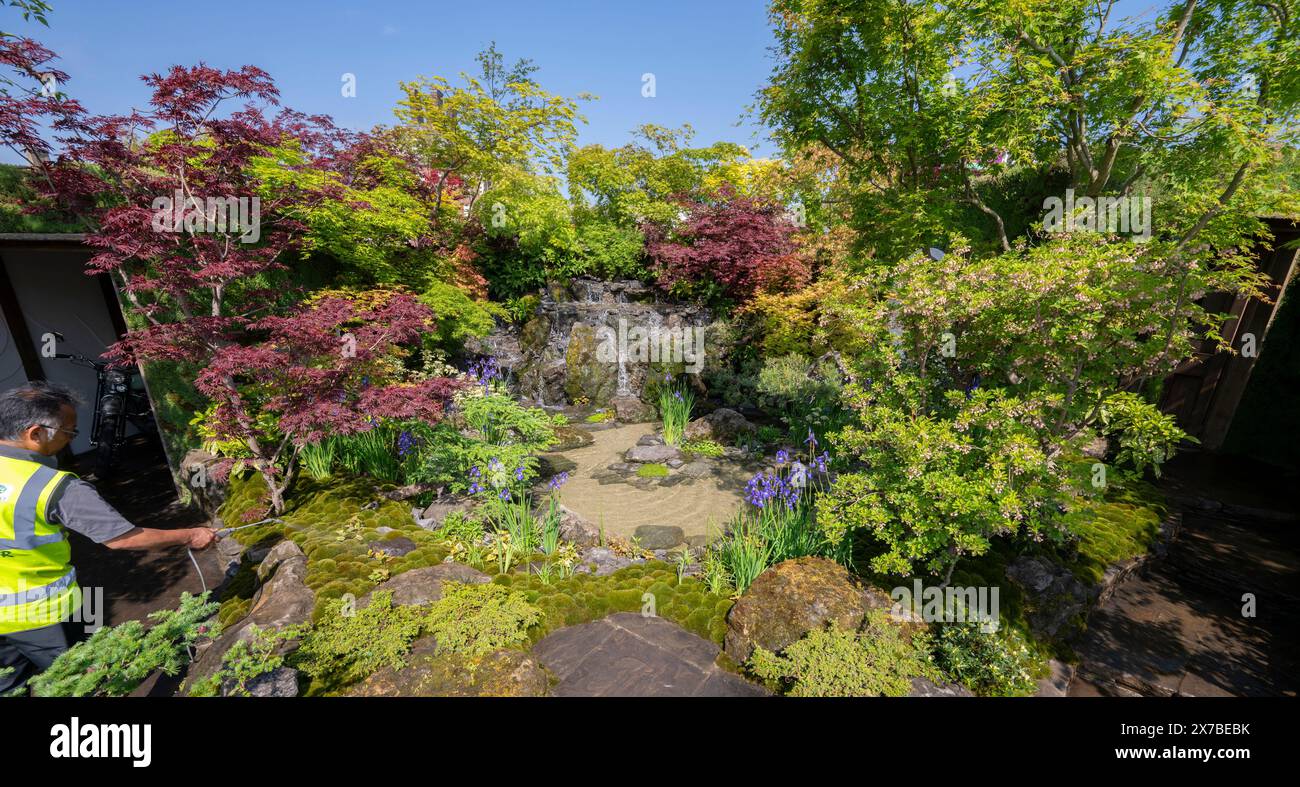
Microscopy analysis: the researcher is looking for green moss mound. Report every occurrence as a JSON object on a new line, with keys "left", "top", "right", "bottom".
{"left": 493, "top": 563, "right": 734, "bottom": 645}
{"left": 218, "top": 473, "right": 451, "bottom": 618}
{"left": 636, "top": 462, "right": 669, "bottom": 478}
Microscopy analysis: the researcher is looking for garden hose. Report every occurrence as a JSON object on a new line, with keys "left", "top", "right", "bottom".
{"left": 188, "top": 518, "right": 286, "bottom": 594}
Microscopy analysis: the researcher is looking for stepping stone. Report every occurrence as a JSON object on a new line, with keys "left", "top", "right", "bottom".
{"left": 634, "top": 524, "right": 685, "bottom": 550}
{"left": 532, "top": 612, "right": 770, "bottom": 697}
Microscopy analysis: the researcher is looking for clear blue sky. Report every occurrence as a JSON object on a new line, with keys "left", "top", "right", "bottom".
{"left": 3, "top": 0, "right": 779, "bottom": 163}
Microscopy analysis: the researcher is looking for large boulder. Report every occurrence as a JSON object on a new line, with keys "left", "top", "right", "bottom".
{"left": 185, "top": 541, "right": 315, "bottom": 691}
{"left": 413, "top": 495, "right": 475, "bottom": 531}
{"left": 359, "top": 562, "right": 491, "bottom": 608}
{"left": 564, "top": 323, "right": 619, "bottom": 405}
{"left": 1005, "top": 555, "right": 1094, "bottom": 640}
{"left": 346, "top": 638, "right": 549, "bottom": 697}
{"left": 724, "top": 557, "right": 870, "bottom": 663}
{"left": 557, "top": 506, "right": 602, "bottom": 547}
{"left": 610, "top": 396, "right": 656, "bottom": 423}
{"left": 683, "top": 408, "right": 756, "bottom": 444}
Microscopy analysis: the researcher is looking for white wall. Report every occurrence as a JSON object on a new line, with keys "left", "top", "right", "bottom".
{"left": 1, "top": 248, "right": 124, "bottom": 455}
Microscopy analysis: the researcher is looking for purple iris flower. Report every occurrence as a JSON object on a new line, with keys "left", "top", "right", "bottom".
{"left": 514, "top": 465, "right": 525, "bottom": 482}
{"left": 397, "top": 430, "right": 417, "bottom": 458}
{"left": 548, "top": 471, "right": 569, "bottom": 490}
{"left": 498, "top": 488, "right": 512, "bottom": 502}
{"left": 775, "top": 449, "right": 789, "bottom": 465}
{"left": 805, "top": 429, "right": 818, "bottom": 448}
{"left": 814, "top": 451, "right": 829, "bottom": 474}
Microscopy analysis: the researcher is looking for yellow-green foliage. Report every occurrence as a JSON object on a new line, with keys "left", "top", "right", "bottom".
{"left": 424, "top": 582, "right": 540, "bottom": 656}
{"left": 747, "top": 611, "right": 939, "bottom": 697}
{"left": 219, "top": 475, "right": 736, "bottom": 675}
{"left": 636, "top": 462, "right": 669, "bottom": 478}
{"left": 1063, "top": 478, "right": 1165, "bottom": 585}
{"left": 493, "top": 564, "right": 734, "bottom": 645}
{"left": 218, "top": 474, "right": 452, "bottom": 617}
{"left": 293, "top": 591, "right": 424, "bottom": 689}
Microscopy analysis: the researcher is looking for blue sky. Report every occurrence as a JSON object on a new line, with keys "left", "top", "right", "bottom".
{"left": 3, "top": 0, "right": 779, "bottom": 163}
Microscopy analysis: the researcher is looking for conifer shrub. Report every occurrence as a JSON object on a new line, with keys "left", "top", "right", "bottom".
{"left": 29, "top": 593, "right": 220, "bottom": 697}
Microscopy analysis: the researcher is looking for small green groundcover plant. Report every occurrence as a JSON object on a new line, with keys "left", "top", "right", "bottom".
{"left": 747, "top": 611, "right": 938, "bottom": 697}
{"left": 291, "top": 583, "right": 541, "bottom": 692}
{"left": 28, "top": 593, "right": 220, "bottom": 698}
{"left": 187, "top": 624, "right": 300, "bottom": 697}
{"left": 931, "top": 621, "right": 1039, "bottom": 697}
{"left": 681, "top": 437, "right": 725, "bottom": 457}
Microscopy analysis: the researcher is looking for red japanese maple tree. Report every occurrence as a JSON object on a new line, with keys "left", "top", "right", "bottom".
{"left": 21, "top": 59, "right": 458, "bottom": 511}
{"left": 646, "top": 192, "right": 810, "bottom": 303}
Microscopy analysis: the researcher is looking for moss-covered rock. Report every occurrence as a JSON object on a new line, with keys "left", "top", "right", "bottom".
{"left": 563, "top": 323, "right": 618, "bottom": 405}
{"left": 346, "top": 639, "right": 549, "bottom": 697}
{"left": 724, "top": 557, "right": 872, "bottom": 663}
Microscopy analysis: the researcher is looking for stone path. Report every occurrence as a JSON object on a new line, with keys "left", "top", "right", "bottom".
{"left": 532, "top": 612, "right": 770, "bottom": 697}
{"left": 1070, "top": 456, "right": 1300, "bottom": 697}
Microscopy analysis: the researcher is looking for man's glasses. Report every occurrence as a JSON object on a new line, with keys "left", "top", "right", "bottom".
{"left": 42, "top": 424, "right": 79, "bottom": 438}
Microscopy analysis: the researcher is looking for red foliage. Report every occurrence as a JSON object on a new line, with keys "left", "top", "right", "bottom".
{"left": 196, "top": 291, "right": 461, "bottom": 447}
{"left": 646, "top": 193, "right": 809, "bottom": 303}
{"left": 8, "top": 57, "right": 460, "bottom": 511}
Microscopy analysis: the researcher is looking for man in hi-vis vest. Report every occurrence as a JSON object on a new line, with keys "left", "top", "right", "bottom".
{"left": 0, "top": 382, "right": 219, "bottom": 695}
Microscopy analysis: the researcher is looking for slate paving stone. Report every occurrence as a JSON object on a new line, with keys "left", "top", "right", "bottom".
{"left": 533, "top": 612, "right": 769, "bottom": 697}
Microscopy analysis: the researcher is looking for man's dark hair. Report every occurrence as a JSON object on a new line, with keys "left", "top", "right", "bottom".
{"left": 0, "top": 381, "right": 82, "bottom": 441}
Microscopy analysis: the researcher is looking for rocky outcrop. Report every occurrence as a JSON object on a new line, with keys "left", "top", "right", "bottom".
{"left": 412, "top": 494, "right": 476, "bottom": 531}
{"left": 501, "top": 278, "right": 711, "bottom": 408}
{"left": 557, "top": 506, "right": 602, "bottom": 547}
{"left": 683, "top": 408, "right": 756, "bottom": 444}
{"left": 185, "top": 540, "right": 315, "bottom": 691}
{"left": 610, "top": 396, "right": 657, "bottom": 423}
{"left": 724, "top": 557, "right": 872, "bottom": 663}
{"left": 625, "top": 444, "right": 683, "bottom": 464}
{"left": 346, "top": 638, "right": 549, "bottom": 697}
{"left": 1005, "top": 555, "right": 1093, "bottom": 640}
{"left": 360, "top": 562, "right": 491, "bottom": 608}
{"left": 224, "top": 667, "right": 301, "bottom": 697}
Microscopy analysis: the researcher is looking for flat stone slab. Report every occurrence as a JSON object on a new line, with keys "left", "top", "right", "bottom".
{"left": 532, "top": 612, "right": 769, "bottom": 697}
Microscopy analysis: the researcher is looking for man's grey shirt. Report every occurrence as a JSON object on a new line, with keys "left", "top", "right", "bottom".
{"left": 0, "top": 444, "right": 136, "bottom": 544}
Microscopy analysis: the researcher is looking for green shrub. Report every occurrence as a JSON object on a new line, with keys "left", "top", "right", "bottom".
{"left": 29, "top": 593, "right": 220, "bottom": 697}
{"left": 424, "top": 582, "right": 540, "bottom": 656}
{"left": 748, "top": 612, "right": 937, "bottom": 697}
{"left": 292, "top": 591, "right": 424, "bottom": 689}
{"left": 188, "top": 624, "right": 299, "bottom": 697}
{"left": 418, "top": 280, "right": 505, "bottom": 353}
{"left": 931, "top": 622, "right": 1038, "bottom": 697}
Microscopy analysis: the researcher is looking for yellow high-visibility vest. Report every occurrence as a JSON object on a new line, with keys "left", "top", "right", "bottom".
{"left": 0, "top": 454, "right": 80, "bottom": 634}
